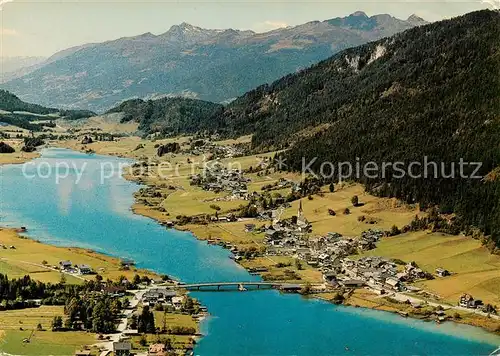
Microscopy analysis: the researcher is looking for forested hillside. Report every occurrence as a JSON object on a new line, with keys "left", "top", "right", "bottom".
{"left": 107, "top": 97, "right": 223, "bottom": 135}
{"left": 211, "top": 10, "right": 500, "bottom": 247}
{"left": 0, "top": 89, "right": 60, "bottom": 115}
{"left": 0, "top": 90, "right": 96, "bottom": 122}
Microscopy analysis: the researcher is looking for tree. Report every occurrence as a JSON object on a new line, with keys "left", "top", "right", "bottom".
{"left": 182, "top": 296, "right": 195, "bottom": 314}
{"left": 483, "top": 304, "right": 497, "bottom": 314}
{"left": 390, "top": 225, "right": 401, "bottom": 236}
{"left": 0, "top": 142, "right": 15, "bottom": 154}
{"left": 139, "top": 334, "right": 148, "bottom": 346}
{"left": 64, "top": 317, "right": 73, "bottom": 329}
{"left": 209, "top": 204, "right": 221, "bottom": 211}
{"left": 138, "top": 306, "right": 155, "bottom": 333}
{"left": 164, "top": 338, "right": 172, "bottom": 350}
{"left": 133, "top": 274, "right": 142, "bottom": 286}
{"left": 332, "top": 293, "right": 345, "bottom": 304}
{"left": 343, "top": 208, "right": 350, "bottom": 215}
{"left": 162, "top": 309, "right": 168, "bottom": 332}
{"left": 129, "top": 315, "right": 138, "bottom": 330}
{"left": 295, "top": 259, "right": 303, "bottom": 270}
{"left": 300, "top": 282, "right": 312, "bottom": 295}
{"left": 351, "top": 195, "right": 359, "bottom": 207}
{"left": 329, "top": 183, "right": 335, "bottom": 193}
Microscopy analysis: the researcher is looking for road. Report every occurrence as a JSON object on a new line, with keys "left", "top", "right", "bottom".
{"left": 377, "top": 289, "right": 500, "bottom": 321}
{"left": 92, "top": 286, "right": 160, "bottom": 355}
{"left": 0, "top": 257, "right": 87, "bottom": 281}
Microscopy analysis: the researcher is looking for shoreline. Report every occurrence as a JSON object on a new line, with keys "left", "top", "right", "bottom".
{"left": 50, "top": 140, "right": 500, "bottom": 339}
{"left": 122, "top": 172, "right": 500, "bottom": 339}
{"left": 133, "top": 197, "right": 500, "bottom": 337}
{"left": 0, "top": 226, "right": 203, "bottom": 354}
{"left": 102, "top": 145, "right": 500, "bottom": 340}
{"left": 0, "top": 226, "right": 160, "bottom": 283}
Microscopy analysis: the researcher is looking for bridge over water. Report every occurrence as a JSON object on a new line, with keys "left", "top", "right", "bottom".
{"left": 174, "top": 281, "right": 309, "bottom": 291}
{"left": 490, "top": 346, "right": 500, "bottom": 356}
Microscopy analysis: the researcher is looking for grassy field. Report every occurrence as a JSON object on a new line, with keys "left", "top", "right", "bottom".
{"left": 0, "top": 259, "right": 82, "bottom": 285}
{"left": 279, "top": 183, "right": 420, "bottom": 236}
{"left": 0, "top": 138, "right": 39, "bottom": 165}
{"left": 0, "top": 228, "right": 158, "bottom": 283}
{"left": 360, "top": 231, "right": 500, "bottom": 305}
{"left": 56, "top": 114, "right": 139, "bottom": 135}
{"left": 0, "top": 330, "right": 96, "bottom": 355}
{"left": 0, "top": 306, "right": 65, "bottom": 331}
{"left": 0, "top": 306, "right": 96, "bottom": 355}
{"left": 54, "top": 137, "right": 500, "bottom": 313}
{"left": 57, "top": 136, "right": 191, "bottom": 160}
{"left": 153, "top": 311, "right": 198, "bottom": 331}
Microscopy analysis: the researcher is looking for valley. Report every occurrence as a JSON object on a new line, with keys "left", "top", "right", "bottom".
{"left": 53, "top": 134, "right": 500, "bottom": 332}
{"left": 1, "top": 134, "right": 500, "bottom": 355}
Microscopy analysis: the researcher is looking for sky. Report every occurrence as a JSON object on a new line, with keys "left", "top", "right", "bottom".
{"left": 0, "top": 0, "right": 496, "bottom": 57}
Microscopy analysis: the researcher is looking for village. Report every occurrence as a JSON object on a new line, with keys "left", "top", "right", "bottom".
{"left": 156, "top": 148, "right": 498, "bottom": 318}
{"left": 184, "top": 138, "right": 247, "bottom": 159}
{"left": 229, "top": 201, "right": 498, "bottom": 317}
{"left": 190, "top": 162, "right": 250, "bottom": 199}
{"left": 72, "top": 278, "right": 205, "bottom": 356}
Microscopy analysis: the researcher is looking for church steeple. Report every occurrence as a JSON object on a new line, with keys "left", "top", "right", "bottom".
{"left": 297, "top": 200, "right": 306, "bottom": 227}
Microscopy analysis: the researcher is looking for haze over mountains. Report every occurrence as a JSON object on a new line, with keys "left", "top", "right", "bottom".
{"left": 2, "top": 11, "right": 427, "bottom": 112}
{"left": 1, "top": 57, "right": 46, "bottom": 75}
{"left": 0, "top": 57, "right": 47, "bottom": 83}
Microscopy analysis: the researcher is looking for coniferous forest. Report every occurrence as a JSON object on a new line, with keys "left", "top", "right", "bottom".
{"left": 68, "top": 10, "right": 500, "bottom": 249}
{"left": 207, "top": 10, "right": 500, "bottom": 248}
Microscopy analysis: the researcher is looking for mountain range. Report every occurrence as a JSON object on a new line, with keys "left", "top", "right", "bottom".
{"left": 1, "top": 12, "right": 426, "bottom": 112}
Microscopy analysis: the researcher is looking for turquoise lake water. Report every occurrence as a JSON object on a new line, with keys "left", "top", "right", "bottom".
{"left": 0, "top": 148, "right": 499, "bottom": 355}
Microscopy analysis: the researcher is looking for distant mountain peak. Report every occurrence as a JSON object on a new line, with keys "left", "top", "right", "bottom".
{"left": 351, "top": 11, "right": 368, "bottom": 17}
{"left": 164, "top": 22, "right": 214, "bottom": 36}
{"left": 3, "top": 11, "right": 429, "bottom": 112}
{"left": 407, "top": 14, "right": 427, "bottom": 24}
{"left": 134, "top": 32, "right": 157, "bottom": 40}
{"left": 177, "top": 22, "right": 204, "bottom": 32}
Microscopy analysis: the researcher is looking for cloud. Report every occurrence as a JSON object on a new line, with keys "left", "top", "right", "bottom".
{"left": 0, "top": 28, "right": 18, "bottom": 36}
{"left": 254, "top": 20, "right": 289, "bottom": 32}
{"left": 0, "top": 0, "right": 14, "bottom": 11}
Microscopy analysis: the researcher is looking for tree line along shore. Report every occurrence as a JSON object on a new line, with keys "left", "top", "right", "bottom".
{"left": 0, "top": 226, "right": 203, "bottom": 355}
{"left": 55, "top": 135, "right": 500, "bottom": 336}
{"left": 0, "top": 133, "right": 499, "bottom": 355}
